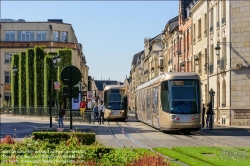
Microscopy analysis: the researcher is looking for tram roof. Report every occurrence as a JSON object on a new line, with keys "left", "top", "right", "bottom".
{"left": 104, "top": 85, "right": 125, "bottom": 90}
{"left": 136, "top": 72, "right": 199, "bottom": 90}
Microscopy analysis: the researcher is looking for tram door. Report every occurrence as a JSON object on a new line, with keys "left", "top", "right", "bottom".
{"left": 152, "top": 86, "right": 159, "bottom": 128}
{"left": 123, "top": 96, "right": 128, "bottom": 118}
{"left": 146, "top": 88, "right": 152, "bottom": 125}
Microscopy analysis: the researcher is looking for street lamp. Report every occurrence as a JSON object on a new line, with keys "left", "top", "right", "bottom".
{"left": 49, "top": 54, "right": 61, "bottom": 128}
{"left": 214, "top": 44, "right": 221, "bottom": 56}
{"left": 209, "top": 88, "right": 215, "bottom": 129}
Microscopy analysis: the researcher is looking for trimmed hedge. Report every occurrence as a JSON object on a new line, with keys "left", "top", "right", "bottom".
{"left": 11, "top": 54, "right": 19, "bottom": 107}
{"left": 34, "top": 47, "right": 45, "bottom": 107}
{"left": 18, "top": 52, "right": 26, "bottom": 107}
{"left": 32, "top": 132, "right": 95, "bottom": 145}
{"left": 26, "top": 49, "right": 35, "bottom": 107}
{"left": 57, "top": 49, "right": 72, "bottom": 104}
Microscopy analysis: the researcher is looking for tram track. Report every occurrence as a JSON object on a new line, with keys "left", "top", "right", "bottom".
{"left": 107, "top": 121, "right": 188, "bottom": 166}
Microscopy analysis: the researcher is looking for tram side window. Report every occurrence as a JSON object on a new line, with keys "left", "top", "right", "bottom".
{"left": 104, "top": 91, "right": 108, "bottom": 107}
{"left": 161, "top": 81, "right": 169, "bottom": 112}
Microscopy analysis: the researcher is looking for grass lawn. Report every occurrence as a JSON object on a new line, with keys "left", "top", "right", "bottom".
{"left": 172, "top": 146, "right": 250, "bottom": 166}
{"left": 154, "top": 147, "right": 212, "bottom": 166}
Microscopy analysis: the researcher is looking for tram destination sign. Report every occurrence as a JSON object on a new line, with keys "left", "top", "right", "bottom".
{"left": 234, "top": 110, "right": 250, "bottom": 119}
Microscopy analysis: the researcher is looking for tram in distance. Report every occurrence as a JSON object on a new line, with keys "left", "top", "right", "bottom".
{"left": 103, "top": 85, "right": 129, "bottom": 121}
{"left": 135, "top": 72, "right": 202, "bottom": 132}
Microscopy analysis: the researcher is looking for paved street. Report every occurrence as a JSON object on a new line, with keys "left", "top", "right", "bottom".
{"left": 1, "top": 111, "right": 250, "bottom": 148}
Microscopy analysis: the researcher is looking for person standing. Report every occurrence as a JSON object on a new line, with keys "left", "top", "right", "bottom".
{"left": 206, "top": 102, "right": 212, "bottom": 128}
{"left": 79, "top": 98, "right": 87, "bottom": 116}
{"left": 93, "top": 102, "right": 99, "bottom": 121}
{"left": 202, "top": 104, "right": 206, "bottom": 128}
{"left": 58, "top": 104, "right": 65, "bottom": 128}
{"left": 98, "top": 100, "right": 105, "bottom": 124}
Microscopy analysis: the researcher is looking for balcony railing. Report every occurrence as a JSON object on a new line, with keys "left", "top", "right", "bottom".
{"left": 178, "top": 51, "right": 182, "bottom": 56}
{"left": 209, "top": 63, "right": 213, "bottom": 74}
{"left": 217, "top": 21, "right": 220, "bottom": 28}
{"left": 210, "top": 26, "right": 214, "bottom": 33}
{"left": 222, "top": 17, "right": 226, "bottom": 25}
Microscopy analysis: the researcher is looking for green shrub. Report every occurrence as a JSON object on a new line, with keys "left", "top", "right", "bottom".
{"left": 32, "top": 132, "right": 95, "bottom": 145}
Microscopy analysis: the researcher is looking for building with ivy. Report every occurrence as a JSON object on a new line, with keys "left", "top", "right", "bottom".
{"left": 0, "top": 18, "right": 88, "bottom": 107}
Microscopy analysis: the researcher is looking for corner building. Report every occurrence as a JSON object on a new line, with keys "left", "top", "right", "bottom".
{"left": 0, "top": 19, "right": 88, "bottom": 106}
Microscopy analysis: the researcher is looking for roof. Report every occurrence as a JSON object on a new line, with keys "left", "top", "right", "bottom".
{"left": 163, "top": 16, "right": 178, "bottom": 33}
{"left": 132, "top": 50, "right": 144, "bottom": 66}
{"left": 180, "top": 0, "right": 193, "bottom": 20}
{"left": 94, "top": 80, "right": 122, "bottom": 91}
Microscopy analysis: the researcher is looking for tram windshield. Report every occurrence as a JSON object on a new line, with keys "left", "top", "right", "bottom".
{"left": 169, "top": 80, "right": 200, "bottom": 114}
{"left": 108, "top": 89, "right": 125, "bottom": 110}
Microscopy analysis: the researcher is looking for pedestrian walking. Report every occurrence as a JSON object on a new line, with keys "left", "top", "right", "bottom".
{"left": 98, "top": 100, "right": 105, "bottom": 124}
{"left": 202, "top": 104, "right": 206, "bottom": 128}
{"left": 79, "top": 98, "right": 87, "bottom": 116}
{"left": 206, "top": 102, "right": 213, "bottom": 128}
{"left": 93, "top": 102, "right": 99, "bottom": 121}
{"left": 58, "top": 104, "right": 65, "bottom": 128}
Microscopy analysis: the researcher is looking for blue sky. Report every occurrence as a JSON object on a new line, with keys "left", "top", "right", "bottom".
{"left": 1, "top": 1, "right": 179, "bottom": 82}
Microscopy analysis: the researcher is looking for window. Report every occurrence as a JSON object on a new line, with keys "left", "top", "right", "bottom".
{"left": 198, "top": 19, "right": 201, "bottom": 39}
{"left": 17, "top": 31, "right": 34, "bottom": 41}
{"left": 160, "top": 59, "right": 163, "bottom": 66}
{"left": 222, "top": 0, "right": 226, "bottom": 18}
{"left": 53, "top": 31, "right": 59, "bottom": 41}
{"left": 37, "top": 31, "right": 47, "bottom": 41}
{"left": 161, "top": 81, "right": 169, "bottom": 112}
{"left": 61, "top": 31, "right": 68, "bottom": 42}
{"left": 204, "top": 13, "right": 207, "bottom": 30}
{"left": 4, "top": 53, "right": 14, "bottom": 63}
{"left": 4, "top": 92, "right": 11, "bottom": 103}
{"left": 5, "top": 72, "right": 11, "bottom": 83}
{"left": 210, "top": 8, "right": 214, "bottom": 25}
{"left": 5, "top": 31, "right": 15, "bottom": 41}
{"left": 193, "top": 23, "right": 196, "bottom": 41}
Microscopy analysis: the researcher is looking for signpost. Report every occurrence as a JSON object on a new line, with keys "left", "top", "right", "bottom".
{"left": 54, "top": 82, "right": 60, "bottom": 89}
{"left": 87, "top": 91, "right": 93, "bottom": 99}
{"left": 60, "top": 65, "right": 82, "bottom": 130}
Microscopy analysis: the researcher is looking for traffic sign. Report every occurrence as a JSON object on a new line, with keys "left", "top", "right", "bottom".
{"left": 87, "top": 91, "right": 93, "bottom": 99}
{"left": 60, "top": 65, "right": 82, "bottom": 87}
{"left": 54, "top": 82, "right": 60, "bottom": 89}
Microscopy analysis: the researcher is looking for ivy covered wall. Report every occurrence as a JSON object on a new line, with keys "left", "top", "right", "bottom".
{"left": 11, "top": 54, "right": 19, "bottom": 107}
{"left": 10, "top": 47, "right": 73, "bottom": 107}
{"left": 34, "top": 47, "right": 45, "bottom": 107}
{"left": 26, "top": 49, "right": 35, "bottom": 107}
{"left": 18, "top": 52, "right": 26, "bottom": 107}
{"left": 57, "top": 49, "right": 72, "bottom": 104}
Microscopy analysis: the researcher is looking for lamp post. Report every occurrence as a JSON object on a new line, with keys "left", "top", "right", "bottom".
{"left": 180, "top": 62, "right": 185, "bottom": 72}
{"left": 49, "top": 54, "right": 61, "bottom": 128}
{"left": 209, "top": 88, "right": 215, "bottom": 129}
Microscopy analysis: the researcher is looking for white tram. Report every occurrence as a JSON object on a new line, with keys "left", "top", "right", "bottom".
{"left": 103, "top": 85, "right": 128, "bottom": 121}
{"left": 135, "top": 72, "right": 201, "bottom": 132}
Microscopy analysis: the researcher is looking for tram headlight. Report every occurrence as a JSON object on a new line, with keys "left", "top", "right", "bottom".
{"left": 194, "top": 115, "right": 198, "bottom": 119}
{"left": 171, "top": 115, "right": 176, "bottom": 119}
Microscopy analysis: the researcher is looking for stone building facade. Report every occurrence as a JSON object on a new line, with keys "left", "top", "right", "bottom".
{"left": 0, "top": 19, "right": 88, "bottom": 106}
